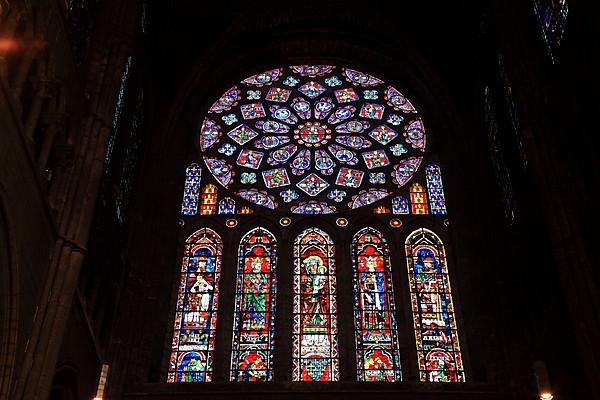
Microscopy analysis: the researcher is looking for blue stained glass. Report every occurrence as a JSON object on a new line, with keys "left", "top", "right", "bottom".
{"left": 181, "top": 163, "right": 201, "bottom": 215}
{"left": 218, "top": 197, "right": 236, "bottom": 215}
{"left": 392, "top": 197, "right": 410, "bottom": 215}
{"left": 425, "top": 164, "right": 447, "bottom": 214}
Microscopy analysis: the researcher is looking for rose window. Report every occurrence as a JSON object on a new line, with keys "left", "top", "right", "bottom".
{"left": 198, "top": 65, "right": 427, "bottom": 214}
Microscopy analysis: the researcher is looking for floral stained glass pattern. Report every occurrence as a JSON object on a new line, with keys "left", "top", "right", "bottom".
{"left": 405, "top": 228, "right": 465, "bottom": 382}
{"left": 230, "top": 228, "right": 277, "bottom": 382}
{"left": 181, "top": 163, "right": 201, "bottom": 216}
{"left": 168, "top": 228, "right": 223, "bottom": 383}
{"left": 197, "top": 66, "right": 427, "bottom": 213}
{"left": 293, "top": 228, "right": 339, "bottom": 381}
{"left": 352, "top": 228, "right": 402, "bottom": 382}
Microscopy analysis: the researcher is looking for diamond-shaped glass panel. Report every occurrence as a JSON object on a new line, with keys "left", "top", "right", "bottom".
{"left": 298, "top": 81, "right": 326, "bottom": 98}
{"left": 296, "top": 173, "right": 329, "bottom": 196}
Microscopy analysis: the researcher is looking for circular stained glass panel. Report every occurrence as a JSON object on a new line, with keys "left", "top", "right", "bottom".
{"left": 198, "top": 65, "right": 426, "bottom": 214}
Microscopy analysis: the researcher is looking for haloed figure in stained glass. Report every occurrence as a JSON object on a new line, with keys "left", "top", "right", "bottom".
{"left": 231, "top": 228, "right": 277, "bottom": 382}
{"left": 352, "top": 228, "right": 402, "bottom": 381}
{"left": 301, "top": 255, "right": 330, "bottom": 342}
{"left": 299, "top": 255, "right": 333, "bottom": 379}
{"left": 293, "top": 228, "right": 339, "bottom": 382}
{"left": 406, "top": 228, "right": 464, "bottom": 383}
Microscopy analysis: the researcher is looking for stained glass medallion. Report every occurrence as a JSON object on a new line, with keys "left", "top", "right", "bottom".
{"left": 197, "top": 66, "right": 428, "bottom": 213}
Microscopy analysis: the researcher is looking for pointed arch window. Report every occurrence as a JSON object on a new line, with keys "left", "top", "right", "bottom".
{"left": 168, "top": 228, "right": 223, "bottom": 382}
{"left": 352, "top": 227, "right": 402, "bottom": 382}
{"left": 181, "top": 163, "right": 202, "bottom": 216}
{"left": 230, "top": 228, "right": 277, "bottom": 381}
{"left": 292, "top": 228, "right": 339, "bottom": 381}
{"left": 405, "top": 228, "right": 464, "bottom": 382}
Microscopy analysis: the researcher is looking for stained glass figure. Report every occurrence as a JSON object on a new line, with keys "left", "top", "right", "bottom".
{"left": 236, "top": 149, "right": 264, "bottom": 170}
{"left": 370, "top": 125, "right": 398, "bottom": 146}
{"left": 181, "top": 163, "right": 201, "bottom": 216}
{"left": 266, "top": 87, "right": 292, "bottom": 102}
{"left": 228, "top": 124, "right": 259, "bottom": 145}
{"left": 362, "top": 149, "right": 390, "bottom": 169}
{"left": 209, "top": 87, "right": 240, "bottom": 114}
{"left": 204, "top": 157, "right": 235, "bottom": 188}
{"left": 299, "top": 81, "right": 326, "bottom": 99}
{"left": 297, "top": 173, "right": 329, "bottom": 196}
{"left": 199, "top": 184, "right": 217, "bottom": 215}
{"left": 405, "top": 228, "right": 465, "bottom": 382}
{"left": 343, "top": 68, "right": 383, "bottom": 87}
{"left": 218, "top": 197, "right": 236, "bottom": 215}
{"left": 241, "top": 103, "right": 267, "bottom": 120}
{"left": 359, "top": 103, "right": 385, "bottom": 120}
{"left": 262, "top": 168, "right": 291, "bottom": 188}
{"left": 392, "top": 196, "right": 410, "bottom": 215}
{"left": 293, "top": 228, "right": 339, "bottom": 381}
{"left": 384, "top": 86, "right": 416, "bottom": 113}
{"left": 336, "top": 168, "right": 363, "bottom": 188}
{"left": 404, "top": 119, "right": 426, "bottom": 152}
{"left": 256, "top": 120, "right": 290, "bottom": 134}
{"left": 267, "top": 145, "right": 297, "bottom": 166}
{"left": 425, "top": 164, "right": 447, "bottom": 215}
{"left": 352, "top": 228, "right": 402, "bottom": 381}
{"left": 349, "top": 189, "right": 390, "bottom": 209}
{"left": 291, "top": 65, "right": 335, "bottom": 77}
{"left": 236, "top": 189, "right": 277, "bottom": 209}
{"left": 199, "top": 118, "right": 221, "bottom": 152}
{"left": 168, "top": 228, "right": 223, "bottom": 383}
{"left": 410, "top": 183, "right": 428, "bottom": 215}
{"left": 334, "top": 88, "right": 359, "bottom": 103}
{"left": 292, "top": 98, "right": 312, "bottom": 120}
{"left": 392, "top": 157, "right": 422, "bottom": 188}
{"left": 291, "top": 201, "right": 337, "bottom": 215}
{"left": 197, "top": 66, "right": 428, "bottom": 213}
{"left": 230, "top": 228, "right": 277, "bottom": 382}
{"left": 242, "top": 69, "right": 282, "bottom": 86}
{"left": 255, "top": 135, "right": 291, "bottom": 150}
{"left": 314, "top": 97, "right": 335, "bottom": 120}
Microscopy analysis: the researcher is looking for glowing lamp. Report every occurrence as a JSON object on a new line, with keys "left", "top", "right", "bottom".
{"left": 540, "top": 393, "right": 553, "bottom": 400}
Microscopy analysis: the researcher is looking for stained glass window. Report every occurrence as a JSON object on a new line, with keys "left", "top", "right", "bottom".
{"left": 199, "top": 184, "right": 217, "bottom": 215}
{"left": 230, "top": 228, "right": 277, "bottom": 381}
{"left": 352, "top": 228, "right": 402, "bottom": 382}
{"left": 533, "top": 0, "right": 568, "bottom": 63}
{"left": 197, "top": 66, "right": 427, "bottom": 214}
{"left": 168, "top": 228, "right": 223, "bottom": 383}
{"left": 392, "top": 196, "right": 410, "bottom": 214}
{"left": 405, "top": 228, "right": 464, "bottom": 382}
{"left": 425, "top": 164, "right": 447, "bottom": 215}
{"left": 410, "top": 183, "right": 428, "bottom": 214}
{"left": 293, "top": 228, "right": 339, "bottom": 381}
{"left": 181, "top": 164, "right": 202, "bottom": 215}
{"left": 218, "top": 197, "right": 236, "bottom": 215}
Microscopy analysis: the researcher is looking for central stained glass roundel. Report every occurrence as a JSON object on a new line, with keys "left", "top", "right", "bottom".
{"left": 199, "top": 65, "right": 427, "bottom": 214}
